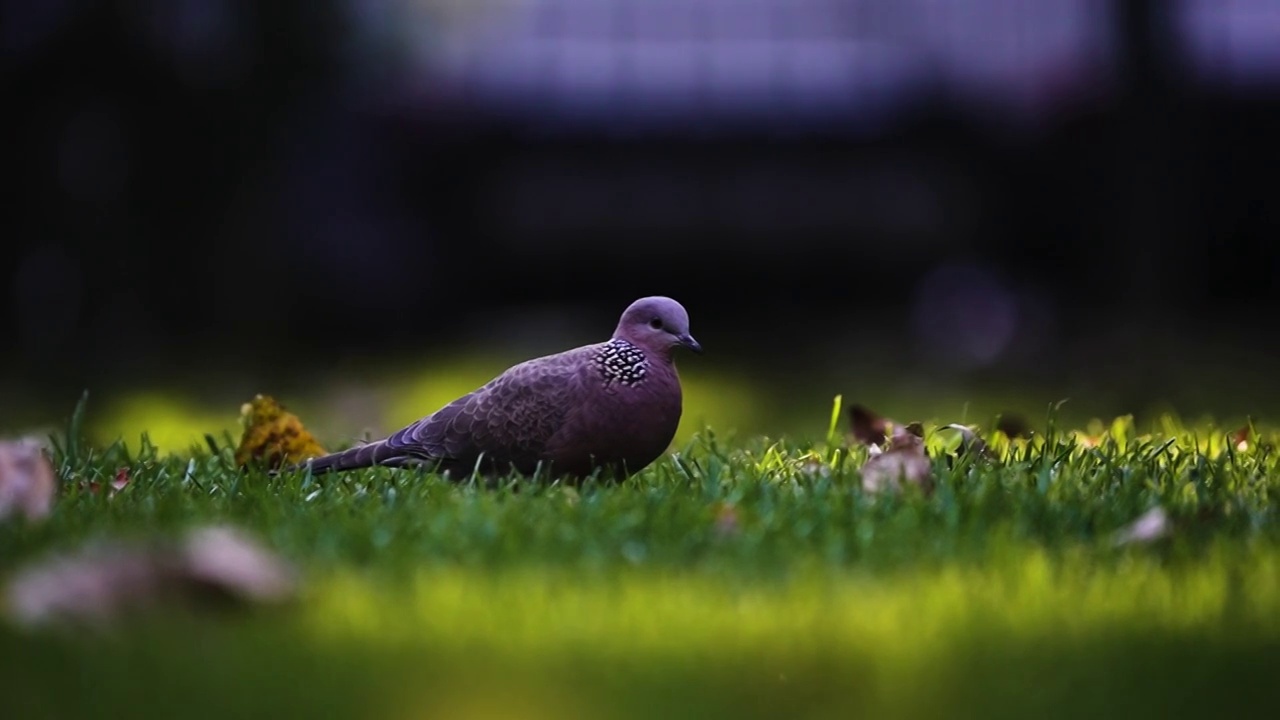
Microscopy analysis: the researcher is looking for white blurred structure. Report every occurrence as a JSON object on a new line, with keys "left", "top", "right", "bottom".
{"left": 6, "top": 0, "right": 1272, "bottom": 130}
{"left": 1176, "top": 0, "right": 1280, "bottom": 87}
{"left": 373, "top": 0, "right": 1121, "bottom": 131}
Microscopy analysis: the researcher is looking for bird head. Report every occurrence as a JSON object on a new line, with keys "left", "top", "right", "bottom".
{"left": 614, "top": 296, "right": 702, "bottom": 357}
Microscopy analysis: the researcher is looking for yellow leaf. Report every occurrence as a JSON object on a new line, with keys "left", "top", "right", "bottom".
{"left": 233, "top": 394, "right": 326, "bottom": 470}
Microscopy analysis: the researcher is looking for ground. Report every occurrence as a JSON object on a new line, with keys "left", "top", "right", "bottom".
{"left": 1, "top": 400, "right": 1278, "bottom": 719}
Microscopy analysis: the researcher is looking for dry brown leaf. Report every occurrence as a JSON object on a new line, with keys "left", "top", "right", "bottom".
{"left": 1113, "top": 507, "right": 1171, "bottom": 547}
{"left": 845, "top": 403, "right": 933, "bottom": 495}
{"left": 234, "top": 394, "right": 327, "bottom": 470}
{"left": 848, "top": 404, "right": 888, "bottom": 447}
{"left": 86, "top": 466, "right": 131, "bottom": 497}
{"left": 0, "top": 438, "right": 56, "bottom": 523}
{"left": 860, "top": 425, "right": 934, "bottom": 495}
{"left": 799, "top": 459, "right": 831, "bottom": 480}
{"left": 712, "top": 502, "right": 740, "bottom": 538}
{"left": 1229, "top": 423, "right": 1251, "bottom": 452}
{"left": 180, "top": 526, "right": 300, "bottom": 602}
{"left": 4, "top": 525, "right": 298, "bottom": 628}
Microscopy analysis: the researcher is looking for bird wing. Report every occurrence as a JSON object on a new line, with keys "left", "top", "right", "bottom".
{"left": 379, "top": 347, "right": 592, "bottom": 471}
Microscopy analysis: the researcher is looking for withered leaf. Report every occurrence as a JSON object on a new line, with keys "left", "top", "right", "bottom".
{"left": 860, "top": 425, "right": 934, "bottom": 496}
{"left": 180, "top": 526, "right": 300, "bottom": 603}
{"left": 234, "top": 394, "right": 327, "bottom": 470}
{"left": 1113, "top": 507, "right": 1171, "bottom": 547}
{"left": 712, "top": 502, "right": 740, "bottom": 538}
{"left": 848, "top": 404, "right": 888, "bottom": 447}
{"left": 0, "top": 438, "right": 56, "bottom": 523}
{"left": 1229, "top": 422, "right": 1251, "bottom": 452}
{"left": 4, "top": 525, "right": 298, "bottom": 628}
{"left": 86, "top": 466, "right": 131, "bottom": 497}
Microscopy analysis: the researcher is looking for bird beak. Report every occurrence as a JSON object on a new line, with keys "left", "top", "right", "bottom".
{"left": 677, "top": 333, "right": 703, "bottom": 354}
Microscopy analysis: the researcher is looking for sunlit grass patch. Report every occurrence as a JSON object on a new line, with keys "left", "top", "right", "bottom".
{"left": 307, "top": 545, "right": 1280, "bottom": 659}
{"left": 90, "top": 391, "right": 237, "bottom": 453}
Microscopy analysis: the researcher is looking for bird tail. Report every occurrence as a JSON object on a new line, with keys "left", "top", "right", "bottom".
{"left": 284, "top": 440, "right": 400, "bottom": 475}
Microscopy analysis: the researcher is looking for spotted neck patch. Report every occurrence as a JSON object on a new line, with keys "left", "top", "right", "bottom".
{"left": 593, "top": 339, "right": 650, "bottom": 386}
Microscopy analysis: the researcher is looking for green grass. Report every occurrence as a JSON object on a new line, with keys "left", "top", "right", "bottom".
{"left": 2, "top": 398, "right": 1279, "bottom": 719}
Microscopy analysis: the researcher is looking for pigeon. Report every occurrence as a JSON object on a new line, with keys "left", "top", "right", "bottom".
{"left": 287, "top": 296, "right": 703, "bottom": 480}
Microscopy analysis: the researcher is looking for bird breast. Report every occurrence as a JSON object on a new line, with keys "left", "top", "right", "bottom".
{"left": 595, "top": 368, "right": 682, "bottom": 464}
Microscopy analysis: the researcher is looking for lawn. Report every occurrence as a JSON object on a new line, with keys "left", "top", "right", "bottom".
{"left": 1, "top": 397, "right": 1278, "bottom": 719}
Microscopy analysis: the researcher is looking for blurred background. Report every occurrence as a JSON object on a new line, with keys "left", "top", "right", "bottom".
{"left": 3, "top": 0, "right": 1280, "bottom": 449}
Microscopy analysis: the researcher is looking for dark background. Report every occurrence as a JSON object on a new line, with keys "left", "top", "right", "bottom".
{"left": 4, "top": 0, "right": 1280, "bottom": 431}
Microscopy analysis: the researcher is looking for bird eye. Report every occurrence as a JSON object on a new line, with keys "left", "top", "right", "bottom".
{"left": 649, "top": 317, "right": 663, "bottom": 329}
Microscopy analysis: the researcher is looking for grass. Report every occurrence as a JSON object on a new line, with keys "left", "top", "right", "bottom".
{"left": 1, "top": 396, "right": 1279, "bottom": 719}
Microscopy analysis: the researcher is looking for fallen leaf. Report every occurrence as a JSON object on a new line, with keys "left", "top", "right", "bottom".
{"left": 234, "top": 394, "right": 327, "bottom": 470}
{"left": 860, "top": 425, "right": 934, "bottom": 495}
{"left": 179, "top": 526, "right": 299, "bottom": 603}
{"left": 712, "top": 502, "right": 740, "bottom": 538}
{"left": 86, "top": 466, "right": 131, "bottom": 497}
{"left": 1113, "top": 507, "right": 1171, "bottom": 547}
{"left": 1229, "top": 423, "right": 1251, "bottom": 452}
{"left": 0, "top": 438, "right": 56, "bottom": 522}
{"left": 848, "top": 404, "right": 888, "bottom": 447}
{"left": 797, "top": 450, "right": 832, "bottom": 480}
{"left": 799, "top": 459, "right": 831, "bottom": 479}
{"left": 4, "top": 525, "right": 298, "bottom": 628}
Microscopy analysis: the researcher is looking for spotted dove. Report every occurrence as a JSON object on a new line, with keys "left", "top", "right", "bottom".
{"left": 288, "top": 296, "right": 702, "bottom": 480}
